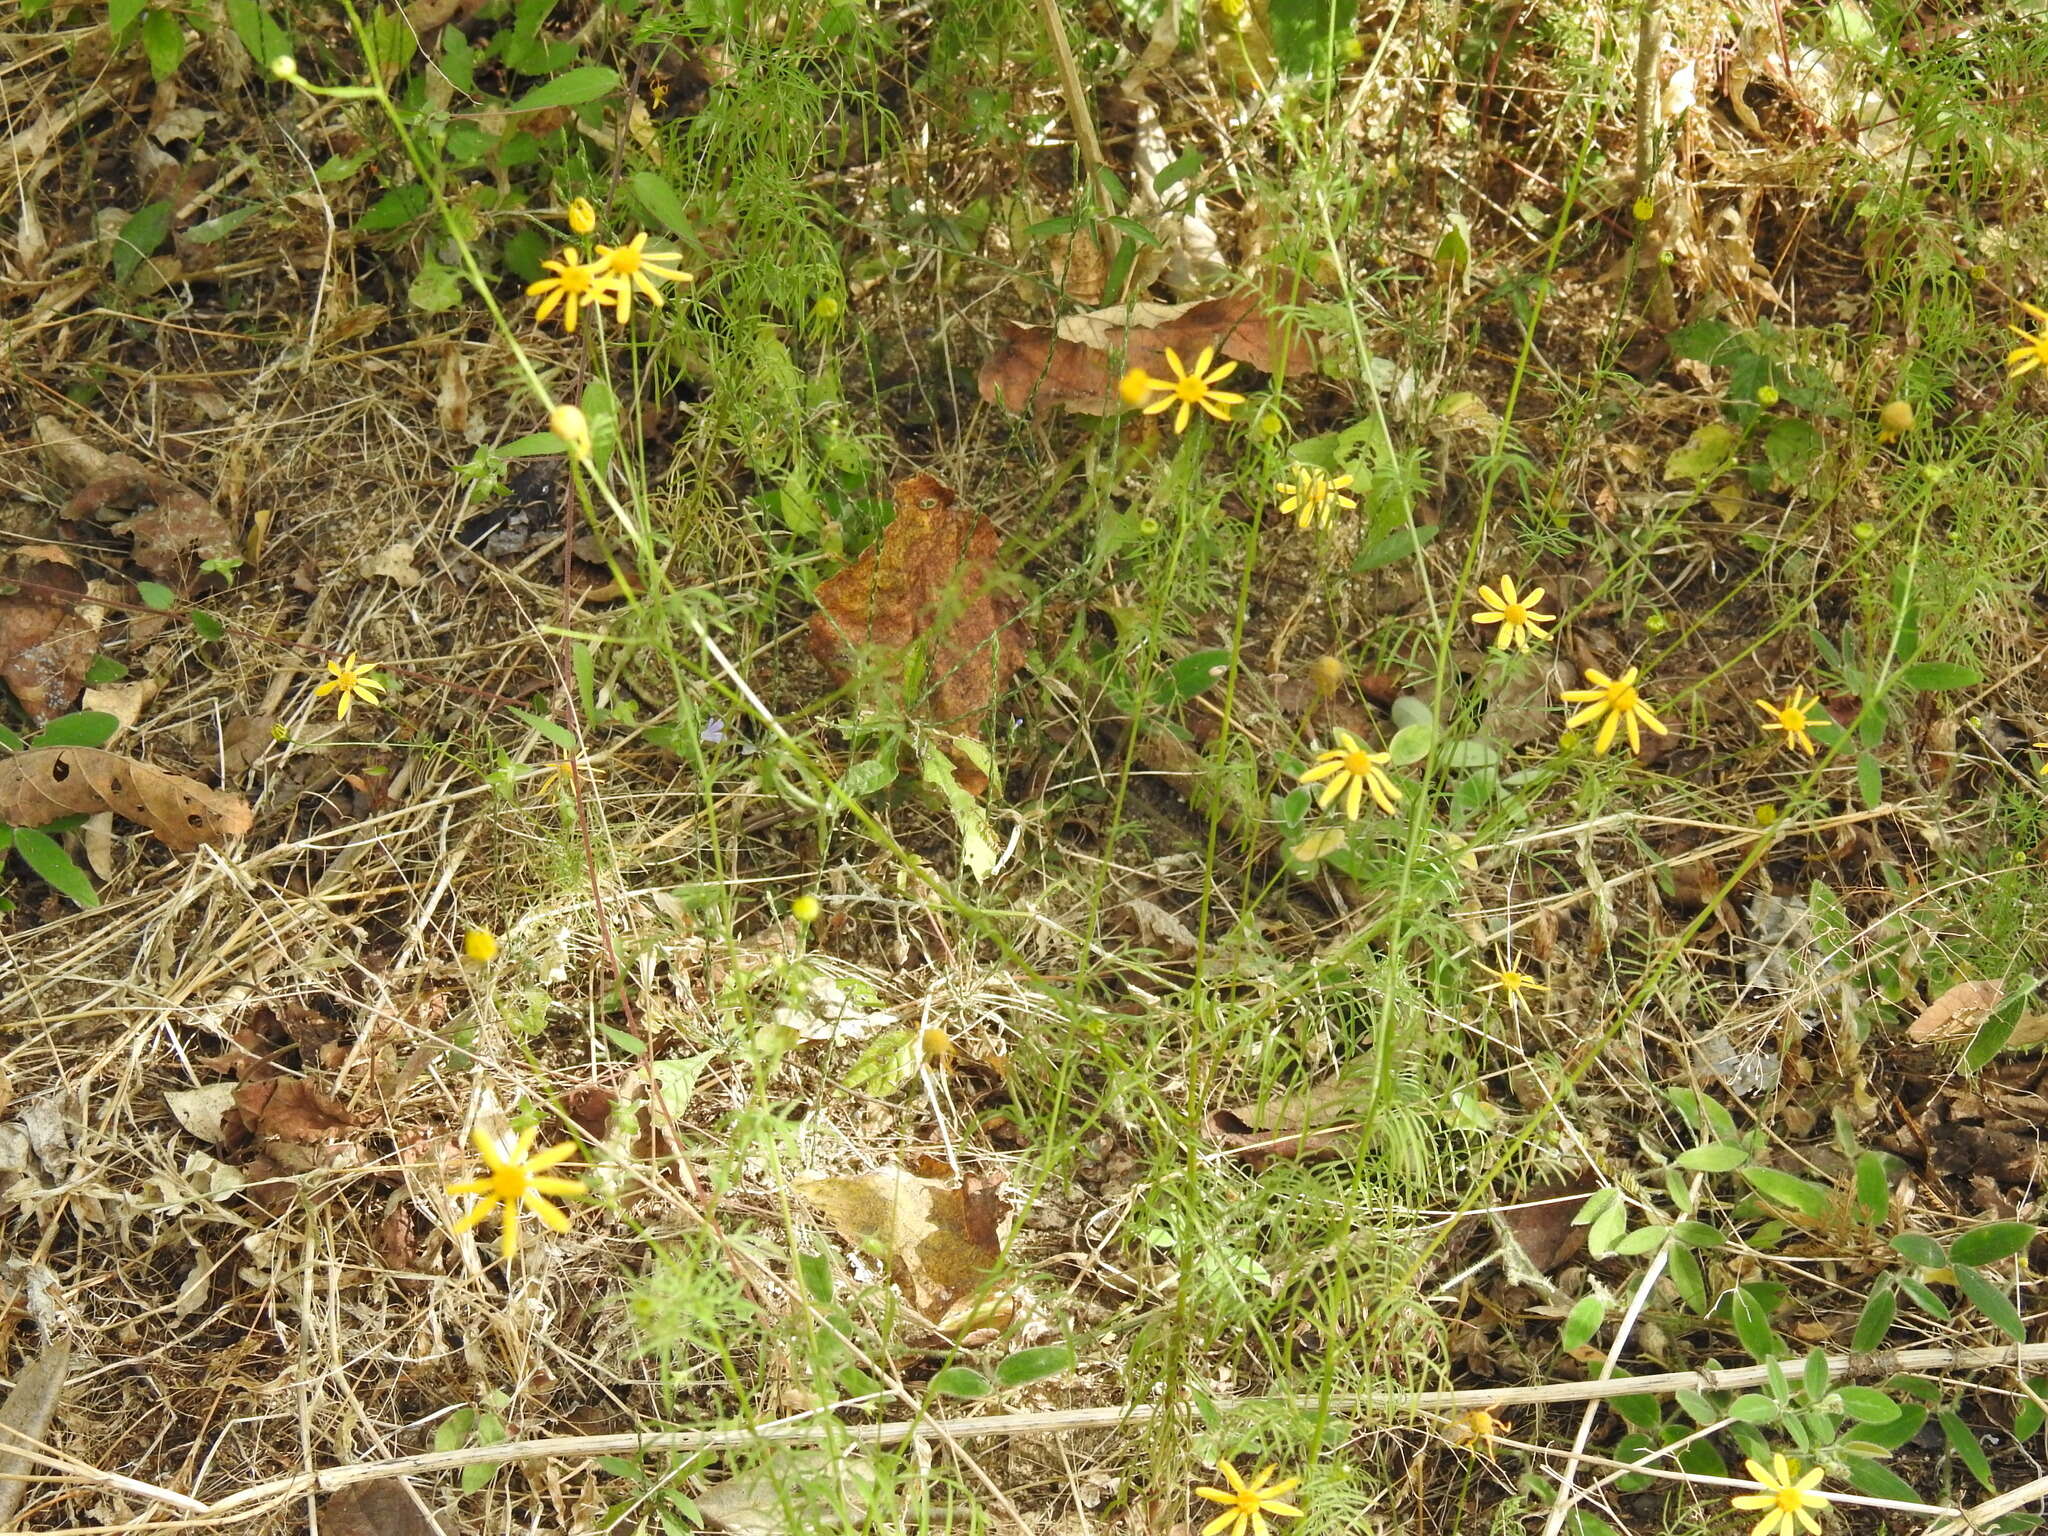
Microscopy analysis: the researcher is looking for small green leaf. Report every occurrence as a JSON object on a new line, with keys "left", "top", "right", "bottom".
{"left": 30, "top": 712, "right": 120, "bottom": 750}
{"left": 1940, "top": 1408, "right": 1999, "bottom": 1492}
{"left": 1802, "top": 1347, "right": 1832, "bottom": 1403}
{"left": 1728, "top": 1394, "right": 1780, "bottom": 1424}
{"left": 1740, "top": 1165, "right": 1834, "bottom": 1219}
{"left": 1853, "top": 1151, "right": 1890, "bottom": 1225}
{"left": 1727, "top": 1284, "right": 1783, "bottom": 1362}
{"left": 433, "top": 1406, "right": 476, "bottom": 1453}
{"left": 408, "top": 258, "right": 463, "bottom": 313}
{"left": 1675, "top": 1389, "right": 1719, "bottom": 1425}
{"left": 186, "top": 205, "right": 264, "bottom": 245}
{"left": 1856, "top": 751, "right": 1883, "bottom": 810}
{"left": 110, "top": 0, "right": 148, "bottom": 33}
{"left": 1152, "top": 149, "right": 1203, "bottom": 195}
{"left": 1675, "top": 1142, "right": 1750, "bottom": 1172}
{"left": 141, "top": 7, "right": 186, "bottom": 79}
{"left": 111, "top": 201, "right": 174, "bottom": 284}
{"left": 1895, "top": 1271, "right": 1952, "bottom": 1321}
{"left": 1851, "top": 1282, "right": 1896, "bottom": 1350}
{"left": 796, "top": 1252, "right": 833, "bottom": 1304}
{"left": 1672, "top": 1221, "right": 1728, "bottom": 1248}
{"left": 1561, "top": 1294, "right": 1605, "bottom": 1351}
{"left": 1350, "top": 523, "right": 1438, "bottom": 572}
{"left": 1897, "top": 661, "right": 1980, "bottom": 692}
{"left": 1763, "top": 418, "right": 1822, "bottom": 484}
{"left": 1949, "top": 1222, "right": 2037, "bottom": 1267}
{"left": 1586, "top": 1198, "right": 1628, "bottom": 1258}
{"left": 928, "top": 1367, "right": 993, "bottom": 1399}
{"left": 136, "top": 581, "right": 177, "bottom": 612}
{"left": 1168, "top": 649, "right": 1234, "bottom": 701}
{"left": 1963, "top": 981, "right": 2039, "bottom": 1073}
{"left": 511, "top": 66, "right": 620, "bottom": 113}
{"left": 1384, "top": 721, "right": 1435, "bottom": 767}
{"left": 12, "top": 828, "right": 98, "bottom": 908}
{"left": 189, "top": 611, "right": 224, "bottom": 642}
{"left": 1849, "top": 1403, "right": 1927, "bottom": 1451}
{"left": 995, "top": 1345, "right": 1074, "bottom": 1388}
{"left": 359, "top": 183, "right": 430, "bottom": 233}
{"left": 842, "top": 1028, "right": 922, "bottom": 1097}
{"left": 580, "top": 376, "right": 620, "bottom": 475}
{"left": 838, "top": 756, "right": 899, "bottom": 798}
{"left": 1438, "top": 737, "right": 1500, "bottom": 768}
{"left": 500, "top": 431, "right": 567, "bottom": 459}
{"left": 1954, "top": 1263, "right": 2027, "bottom": 1343}
{"left": 1842, "top": 1454, "right": 1924, "bottom": 1504}
{"left": 1838, "top": 1386, "right": 1901, "bottom": 1424}
{"left": 1888, "top": 1232, "right": 1946, "bottom": 1268}
{"left": 629, "top": 171, "right": 692, "bottom": 237}
{"left": 0, "top": 725, "right": 24, "bottom": 752}
{"left": 1664, "top": 422, "right": 1739, "bottom": 483}
{"left": 1612, "top": 1225, "right": 1669, "bottom": 1256}
{"left": 85, "top": 655, "right": 128, "bottom": 686}
{"left": 1668, "top": 1243, "right": 1705, "bottom": 1312}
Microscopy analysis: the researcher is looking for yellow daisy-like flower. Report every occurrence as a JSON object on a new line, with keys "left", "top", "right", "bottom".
{"left": 1477, "top": 966, "right": 1547, "bottom": 1012}
{"left": 1755, "top": 687, "right": 1823, "bottom": 757}
{"left": 1277, "top": 464, "right": 1358, "bottom": 530}
{"left": 2006, "top": 302, "right": 2048, "bottom": 378}
{"left": 1561, "top": 666, "right": 1670, "bottom": 756}
{"left": 462, "top": 927, "right": 498, "bottom": 963}
{"left": 446, "top": 1126, "right": 587, "bottom": 1261}
{"left": 1193, "top": 1460, "right": 1303, "bottom": 1536}
{"left": 565, "top": 196, "right": 597, "bottom": 237}
{"left": 1136, "top": 346, "right": 1247, "bottom": 434}
{"left": 1447, "top": 1407, "right": 1511, "bottom": 1457}
{"left": 526, "top": 249, "right": 617, "bottom": 334}
{"left": 529, "top": 756, "right": 603, "bottom": 796}
{"left": 591, "top": 232, "right": 693, "bottom": 322}
{"left": 313, "top": 652, "right": 386, "bottom": 722}
{"left": 1471, "top": 575, "right": 1557, "bottom": 653}
{"left": 1729, "top": 1453, "right": 1831, "bottom": 1536}
{"left": 1297, "top": 729, "right": 1403, "bottom": 820}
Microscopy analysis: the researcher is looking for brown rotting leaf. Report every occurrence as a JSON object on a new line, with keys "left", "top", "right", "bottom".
{"left": 808, "top": 474, "right": 1025, "bottom": 728}
{"left": 0, "top": 747, "right": 253, "bottom": 850}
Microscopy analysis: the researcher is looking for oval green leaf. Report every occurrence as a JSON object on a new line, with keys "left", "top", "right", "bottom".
{"left": 929, "top": 1367, "right": 993, "bottom": 1399}
{"left": 14, "top": 828, "right": 98, "bottom": 908}
{"left": 512, "top": 66, "right": 620, "bottom": 113}
{"left": 995, "top": 1345, "right": 1075, "bottom": 1389}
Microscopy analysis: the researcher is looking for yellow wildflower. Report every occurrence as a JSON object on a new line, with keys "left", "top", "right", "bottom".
{"left": 1447, "top": 1406, "right": 1511, "bottom": 1457}
{"left": 1561, "top": 666, "right": 1669, "bottom": 755}
{"left": 2006, "top": 303, "right": 2048, "bottom": 377}
{"left": 1755, "top": 687, "right": 1823, "bottom": 757}
{"left": 313, "top": 653, "right": 386, "bottom": 722}
{"left": 1135, "top": 346, "right": 1246, "bottom": 434}
{"left": 462, "top": 927, "right": 498, "bottom": 963}
{"left": 1477, "top": 966, "right": 1546, "bottom": 1012}
{"left": 565, "top": 196, "right": 597, "bottom": 236}
{"left": 1277, "top": 464, "right": 1358, "bottom": 530}
{"left": 446, "top": 1126, "right": 586, "bottom": 1261}
{"left": 529, "top": 757, "right": 602, "bottom": 796}
{"left": 1193, "top": 1460, "right": 1303, "bottom": 1536}
{"left": 792, "top": 894, "right": 822, "bottom": 924}
{"left": 526, "top": 249, "right": 616, "bottom": 334}
{"left": 1730, "top": 1453, "right": 1831, "bottom": 1536}
{"left": 591, "top": 232, "right": 693, "bottom": 322}
{"left": 550, "top": 403, "right": 594, "bottom": 464}
{"left": 1297, "top": 729, "right": 1402, "bottom": 820}
{"left": 1471, "top": 574, "right": 1556, "bottom": 652}
{"left": 1877, "top": 399, "right": 1914, "bottom": 442}
{"left": 1118, "top": 367, "right": 1156, "bottom": 408}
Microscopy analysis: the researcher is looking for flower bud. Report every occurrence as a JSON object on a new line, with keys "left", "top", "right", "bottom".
{"left": 566, "top": 197, "right": 596, "bottom": 236}
{"left": 549, "top": 404, "right": 593, "bottom": 463}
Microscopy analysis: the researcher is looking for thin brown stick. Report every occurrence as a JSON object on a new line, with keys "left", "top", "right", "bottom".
{"left": 1033, "top": 0, "right": 1104, "bottom": 183}
{"left": 12, "top": 1340, "right": 2038, "bottom": 1526}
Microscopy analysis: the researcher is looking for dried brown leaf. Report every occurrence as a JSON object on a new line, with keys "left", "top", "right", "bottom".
{"left": 0, "top": 550, "right": 96, "bottom": 724}
{"left": 1907, "top": 980, "right": 2005, "bottom": 1044}
{"left": 1205, "top": 1077, "right": 1369, "bottom": 1165}
{"left": 0, "top": 1342, "right": 70, "bottom": 1531}
{"left": 231, "top": 1079, "right": 360, "bottom": 1143}
{"left": 321, "top": 1479, "right": 448, "bottom": 1536}
{"left": 977, "top": 293, "right": 1316, "bottom": 416}
{"left": 808, "top": 474, "right": 1024, "bottom": 727}
{"left": 65, "top": 468, "right": 235, "bottom": 588}
{"left": 0, "top": 747, "right": 253, "bottom": 850}
{"left": 799, "top": 1165, "right": 1012, "bottom": 1331}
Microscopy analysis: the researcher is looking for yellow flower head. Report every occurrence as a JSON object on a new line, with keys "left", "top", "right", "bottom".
{"left": 1194, "top": 1460, "right": 1303, "bottom": 1536}
{"left": 1755, "top": 686, "right": 1822, "bottom": 757}
{"left": 526, "top": 249, "right": 617, "bottom": 334}
{"left": 591, "top": 231, "right": 693, "bottom": 322}
{"left": 566, "top": 196, "right": 597, "bottom": 236}
{"left": 313, "top": 652, "right": 387, "bottom": 722}
{"left": 530, "top": 756, "right": 602, "bottom": 797}
{"left": 1730, "top": 1453, "right": 1831, "bottom": 1536}
{"left": 1472, "top": 574, "right": 1556, "bottom": 652}
{"left": 1477, "top": 966, "right": 1547, "bottom": 1011}
{"left": 550, "top": 403, "right": 594, "bottom": 464}
{"left": 1297, "top": 729, "right": 1403, "bottom": 820}
{"left": 1118, "top": 367, "right": 1156, "bottom": 409}
{"left": 1277, "top": 464, "right": 1358, "bottom": 530}
{"left": 1448, "top": 1406, "right": 1511, "bottom": 1457}
{"left": 1877, "top": 399, "right": 1915, "bottom": 442}
{"left": 1135, "top": 346, "right": 1246, "bottom": 434}
{"left": 2006, "top": 302, "right": 2048, "bottom": 378}
{"left": 446, "top": 1125, "right": 587, "bottom": 1261}
{"left": 462, "top": 927, "right": 498, "bottom": 963}
{"left": 1561, "top": 665, "right": 1670, "bottom": 755}
{"left": 791, "top": 894, "right": 822, "bottom": 924}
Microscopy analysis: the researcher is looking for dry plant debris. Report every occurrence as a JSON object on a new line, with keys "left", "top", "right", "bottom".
{"left": 808, "top": 473, "right": 1025, "bottom": 728}
{"left": 0, "top": 747, "right": 252, "bottom": 849}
